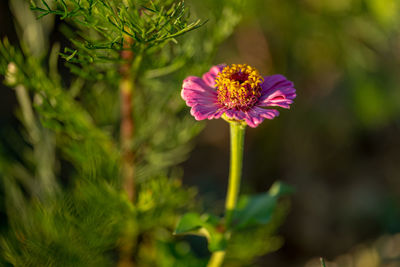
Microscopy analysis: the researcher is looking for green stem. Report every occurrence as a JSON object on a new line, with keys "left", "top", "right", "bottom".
{"left": 225, "top": 122, "right": 246, "bottom": 226}
{"left": 207, "top": 251, "right": 226, "bottom": 267}
{"left": 207, "top": 121, "right": 246, "bottom": 267}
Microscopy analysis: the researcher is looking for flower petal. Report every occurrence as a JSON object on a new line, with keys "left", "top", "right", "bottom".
{"left": 181, "top": 76, "right": 224, "bottom": 121}
{"left": 224, "top": 109, "right": 246, "bottom": 121}
{"left": 258, "top": 74, "right": 296, "bottom": 109}
{"left": 190, "top": 104, "right": 225, "bottom": 120}
{"left": 224, "top": 107, "right": 279, "bottom": 127}
{"left": 181, "top": 76, "right": 218, "bottom": 106}
{"left": 244, "top": 107, "right": 280, "bottom": 128}
{"left": 202, "top": 64, "right": 226, "bottom": 88}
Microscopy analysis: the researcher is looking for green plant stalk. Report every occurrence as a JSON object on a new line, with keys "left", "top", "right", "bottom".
{"left": 225, "top": 121, "right": 246, "bottom": 225}
{"left": 207, "top": 251, "right": 226, "bottom": 267}
{"left": 207, "top": 121, "right": 246, "bottom": 267}
{"left": 15, "top": 85, "right": 58, "bottom": 197}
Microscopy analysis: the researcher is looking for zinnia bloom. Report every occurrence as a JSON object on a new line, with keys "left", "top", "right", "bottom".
{"left": 181, "top": 64, "right": 296, "bottom": 127}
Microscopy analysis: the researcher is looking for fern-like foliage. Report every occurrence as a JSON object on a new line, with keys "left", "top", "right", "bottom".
{"left": 0, "top": 0, "right": 248, "bottom": 266}
{"left": 31, "top": 0, "right": 204, "bottom": 81}
{"left": 0, "top": 39, "right": 120, "bottom": 184}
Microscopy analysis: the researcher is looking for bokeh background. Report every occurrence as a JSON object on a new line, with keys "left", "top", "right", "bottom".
{"left": 183, "top": 0, "right": 400, "bottom": 266}
{"left": 2, "top": 0, "right": 400, "bottom": 266}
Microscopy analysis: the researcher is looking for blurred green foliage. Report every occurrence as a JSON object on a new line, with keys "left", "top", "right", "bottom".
{"left": 244, "top": 0, "right": 400, "bottom": 127}
{"left": 0, "top": 0, "right": 289, "bottom": 266}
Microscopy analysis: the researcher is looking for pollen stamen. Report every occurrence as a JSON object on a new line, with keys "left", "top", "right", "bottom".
{"left": 215, "top": 64, "right": 263, "bottom": 111}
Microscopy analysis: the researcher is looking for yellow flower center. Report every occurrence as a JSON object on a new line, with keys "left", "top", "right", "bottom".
{"left": 215, "top": 64, "right": 263, "bottom": 111}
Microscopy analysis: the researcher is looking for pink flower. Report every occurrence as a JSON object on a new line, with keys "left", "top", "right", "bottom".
{"left": 181, "top": 64, "right": 296, "bottom": 128}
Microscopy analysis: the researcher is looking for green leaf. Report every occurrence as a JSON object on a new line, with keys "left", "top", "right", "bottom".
{"left": 231, "top": 181, "right": 293, "bottom": 230}
{"left": 232, "top": 193, "right": 276, "bottom": 230}
{"left": 174, "top": 212, "right": 227, "bottom": 252}
{"left": 207, "top": 230, "right": 227, "bottom": 252}
{"left": 174, "top": 212, "right": 204, "bottom": 234}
